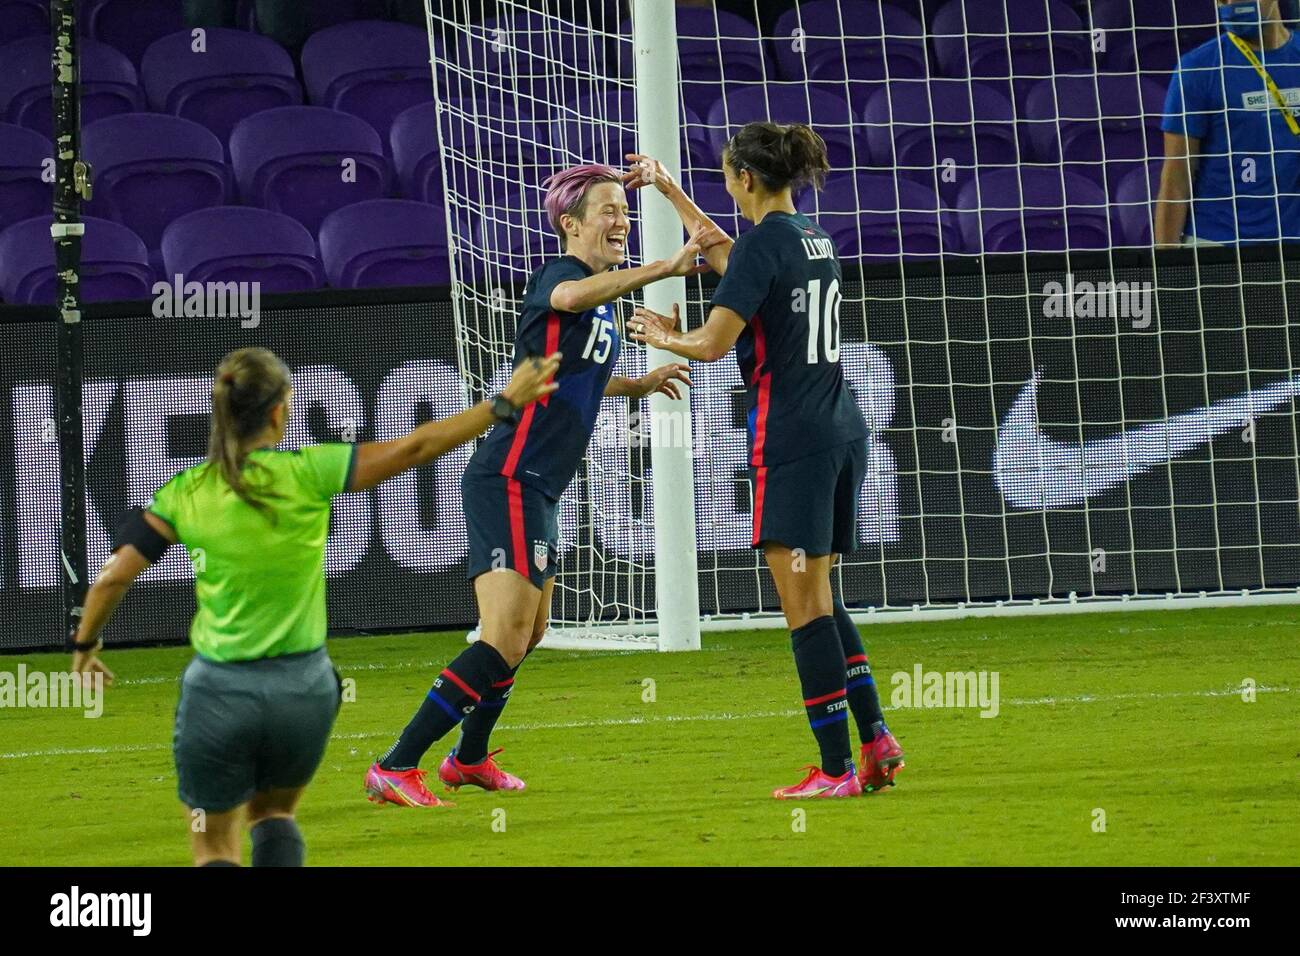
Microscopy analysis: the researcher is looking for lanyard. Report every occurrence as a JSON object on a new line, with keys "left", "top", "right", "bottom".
{"left": 1226, "top": 30, "right": 1300, "bottom": 137}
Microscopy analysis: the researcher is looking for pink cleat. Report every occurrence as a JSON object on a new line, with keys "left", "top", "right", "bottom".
{"left": 858, "top": 728, "right": 905, "bottom": 793}
{"left": 772, "top": 765, "right": 862, "bottom": 799}
{"left": 438, "top": 748, "right": 526, "bottom": 792}
{"left": 364, "top": 762, "right": 452, "bottom": 807}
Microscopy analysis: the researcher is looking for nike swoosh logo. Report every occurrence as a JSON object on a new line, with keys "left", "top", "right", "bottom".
{"left": 994, "top": 370, "right": 1300, "bottom": 509}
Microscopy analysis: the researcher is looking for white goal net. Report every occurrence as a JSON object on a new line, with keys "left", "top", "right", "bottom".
{"left": 427, "top": 0, "right": 1300, "bottom": 649}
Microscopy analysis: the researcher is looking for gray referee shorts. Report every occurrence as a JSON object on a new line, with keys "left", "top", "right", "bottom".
{"left": 173, "top": 646, "right": 341, "bottom": 813}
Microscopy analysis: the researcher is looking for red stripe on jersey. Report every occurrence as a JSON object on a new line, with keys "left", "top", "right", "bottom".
{"left": 845, "top": 654, "right": 869, "bottom": 665}
{"left": 804, "top": 687, "right": 847, "bottom": 707}
{"left": 752, "top": 465, "right": 768, "bottom": 547}
{"left": 501, "top": 312, "right": 561, "bottom": 476}
{"left": 441, "top": 668, "right": 481, "bottom": 703}
{"left": 538, "top": 311, "right": 561, "bottom": 408}
{"left": 750, "top": 312, "right": 771, "bottom": 467}
{"left": 507, "top": 478, "right": 528, "bottom": 576}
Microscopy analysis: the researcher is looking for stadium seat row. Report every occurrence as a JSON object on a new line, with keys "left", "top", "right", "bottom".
{"left": 0, "top": 201, "right": 451, "bottom": 305}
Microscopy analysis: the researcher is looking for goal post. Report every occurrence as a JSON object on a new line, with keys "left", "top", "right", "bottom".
{"left": 632, "top": 0, "right": 701, "bottom": 652}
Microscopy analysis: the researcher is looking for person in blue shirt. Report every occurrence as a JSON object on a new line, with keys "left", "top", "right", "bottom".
{"left": 1157, "top": 0, "right": 1300, "bottom": 245}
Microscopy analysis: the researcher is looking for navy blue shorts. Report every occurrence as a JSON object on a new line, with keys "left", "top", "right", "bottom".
{"left": 463, "top": 468, "right": 559, "bottom": 589}
{"left": 750, "top": 440, "right": 866, "bottom": 556}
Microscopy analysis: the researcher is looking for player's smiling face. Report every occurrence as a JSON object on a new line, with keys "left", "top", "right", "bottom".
{"left": 566, "top": 181, "right": 631, "bottom": 271}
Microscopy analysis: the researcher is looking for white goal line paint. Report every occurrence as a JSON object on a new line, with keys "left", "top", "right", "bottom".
{"left": 0, "top": 685, "right": 1291, "bottom": 761}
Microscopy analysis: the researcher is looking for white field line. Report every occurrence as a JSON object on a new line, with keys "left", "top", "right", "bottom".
{"left": 0, "top": 685, "right": 1292, "bottom": 761}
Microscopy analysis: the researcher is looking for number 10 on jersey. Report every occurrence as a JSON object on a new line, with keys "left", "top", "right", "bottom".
{"left": 804, "top": 278, "right": 841, "bottom": 365}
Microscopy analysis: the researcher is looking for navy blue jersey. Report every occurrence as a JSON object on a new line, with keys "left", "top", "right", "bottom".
{"left": 710, "top": 211, "right": 868, "bottom": 468}
{"left": 469, "top": 255, "right": 621, "bottom": 499}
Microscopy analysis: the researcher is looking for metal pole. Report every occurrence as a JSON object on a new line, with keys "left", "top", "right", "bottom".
{"left": 632, "top": 0, "right": 701, "bottom": 652}
{"left": 51, "top": 0, "right": 91, "bottom": 645}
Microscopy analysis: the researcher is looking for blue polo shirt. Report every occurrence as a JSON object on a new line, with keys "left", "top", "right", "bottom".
{"left": 1163, "top": 31, "right": 1300, "bottom": 243}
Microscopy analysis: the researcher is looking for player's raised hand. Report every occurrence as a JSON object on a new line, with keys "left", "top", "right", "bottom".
{"left": 628, "top": 304, "right": 681, "bottom": 350}
{"left": 637, "top": 362, "right": 692, "bottom": 400}
{"left": 502, "top": 352, "right": 562, "bottom": 407}
{"left": 623, "top": 153, "right": 678, "bottom": 194}
{"left": 665, "top": 225, "right": 713, "bottom": 277}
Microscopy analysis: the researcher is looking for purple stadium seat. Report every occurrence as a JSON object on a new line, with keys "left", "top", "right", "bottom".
{"left": 1113, "top": 159, "right": 1164, "bottom": 247}
{"left": 803, "top": 173, "right": 957, "bottom": 261}
{"left": 773, "top": 0, "right": 929, "bottom": 92}
{"left": 0, "top": 122, "right": 52, "bottom": 233}
{"left": 0, "top": 36, "right": 143, "bottom": 134}
{"left": 706, "top": 87, "right": 861, "bottom": 171}
{"left": 1023, "top": 73, "right": 1168, "bottom": 195}
{"left": 229, "top": 105, "right": 390, "bottom": 235}
{"left": 562, "top": 90, "right": 639, "bottom": 168}
{"left": 161, "top": 206, "right": 324, "bottom": 291}
{"left": 862, "top": 80, "right": 1018, "bottom": 207}
{"left": 0, "top": 0, "right": 48, "bottom": 46}
{"left": 390, "top": 102, "right": 443, "bottom": 203}
{"left": 681, "top": 106, "right": 714, "bottom": 171}
{"left": 0, "top": 215, "right": 153, "bottom": 304}
{"left": 86, "top": 0, "right": 187, "bottom": 66}
{"left": 236, "top": 0, "right": 387, "bottom": 34}
{"left": 1088, "top": 0, "right": 1219, "bottom": 76}
{"left": 457, "top": 11, "right": 610, "bottom": 104}
{"left": 623, "top": 9, "right": 769, "bottom": 118}
{"left": 431, "top": 96, "right": 551, "bottom": 181}
{"left": 955, "top": 168, "right": 1112, "bottom": 254}
{"left": 319, "top": 199, "right": 451, "bottom": 288}
{"left": 82, "top": 113, "right": 230, "bottom": 260}
{"left": 301, "top": 21, "right": 435, "bottom": 150}
{"left": 472, "top": 188, "right": 557, "bottom": 281}
{"left": 932, "top": 0, "right": 1090, "bottom": 108}
{"left": 141, "top": 28, "right": 302, "bottom": 144}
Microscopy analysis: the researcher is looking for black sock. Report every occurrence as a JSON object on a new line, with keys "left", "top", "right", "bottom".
{"left": 455, "top": 656, "right": 523, "bottom": 765}
{"left": 790, "top": 615, "right": 852, "bottom": 777}
{"left": 832, "top": 599, "right": 886, "bottom": 743}
{"left": 250, "top": 817, "right": 304, "bottom": 867}
{"left": 378, "top": 642, "right": 512, "bottom": 771}
{"left": 201, "top": 859, "right": 239, "bottom": 867}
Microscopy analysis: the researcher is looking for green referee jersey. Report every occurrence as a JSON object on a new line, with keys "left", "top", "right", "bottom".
{"left": 146, "top": 444, "right": 357, "bottom": 663}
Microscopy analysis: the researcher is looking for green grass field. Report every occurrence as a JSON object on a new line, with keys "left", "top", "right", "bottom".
{"left": 1, "top": 605, "right": 1296, "bottom": 866}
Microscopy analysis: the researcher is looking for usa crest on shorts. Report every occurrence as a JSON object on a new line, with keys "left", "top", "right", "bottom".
{"left": 533, "top": 541, "right": 548, "bottom": 572}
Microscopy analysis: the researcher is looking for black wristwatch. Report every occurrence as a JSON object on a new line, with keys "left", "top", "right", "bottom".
{"left": 490, "top": 393, "right": 520, "bottom": 423}
{"left": 67, "top": 635, "right": 101, "bottom": 653}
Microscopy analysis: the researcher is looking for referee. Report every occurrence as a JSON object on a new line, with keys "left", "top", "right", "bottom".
{"left": 68, "top": 345, "right": 559, "bottom": 866}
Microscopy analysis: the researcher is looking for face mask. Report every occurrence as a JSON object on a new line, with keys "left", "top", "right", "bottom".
{"left": 1220, "top": 1, "right": 1264, "bottom": 38}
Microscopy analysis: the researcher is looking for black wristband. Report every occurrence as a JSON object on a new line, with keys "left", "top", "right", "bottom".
{"left": 67, "top": 635, "right": 100, "bottom": 653}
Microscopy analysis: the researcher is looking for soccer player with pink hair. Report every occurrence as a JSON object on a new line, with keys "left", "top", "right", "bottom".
{"left": 365, "top": 164, "right": 713, "bottom": 807}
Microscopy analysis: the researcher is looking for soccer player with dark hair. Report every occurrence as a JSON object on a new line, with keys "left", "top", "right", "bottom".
{"left": 628, "top": 123, "right": 905, "bottom": 799}
{"left": 364, "top": 164, "right": 713, "bottom": 807}
{"left": 68, "top": 345, "right": 561, "bottom": 864}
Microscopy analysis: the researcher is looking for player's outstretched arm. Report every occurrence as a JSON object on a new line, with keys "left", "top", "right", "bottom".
{"left": 605, "top": 363, "right": 692, "bottom": 399}
{"left": 348, "top": 353, "right": 562, "bottom": 492}
{"left": 628, "top": 304, "right": 746, "bottom": 363}
{"left": 624, "top": 153, "right": 734, "bottom": 276}
{"left": 550, "top": 226, "right": 714, "bottom": 314}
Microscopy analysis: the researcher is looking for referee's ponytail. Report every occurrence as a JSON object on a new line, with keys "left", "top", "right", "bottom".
{"left": 724, "top": 121, "right": 830, "bottom": 194}
{"left": 208, "top": 347, "right": 292, "bottom": 517}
